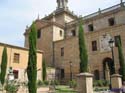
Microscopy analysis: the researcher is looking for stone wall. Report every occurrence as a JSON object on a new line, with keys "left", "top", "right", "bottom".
{"left": 54, "top": 37, "right": 80, "bottom": 81}
{"left": 85, "top": 24, "right": 125, "bottom": 79}
{"left": 0, "top": 43, "right": 43, "bottom": 82}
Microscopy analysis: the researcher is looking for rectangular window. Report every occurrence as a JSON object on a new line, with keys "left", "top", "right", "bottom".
{"left": 88, "top": 24, "right": 94, "bottom": 31}
{"left": 114, "top": 35, "right": 121, "bottom": 47}
{"left": 37, "top": 29, "right": 41, "bottom": 39}
{"left": 60, "top": 30, "right": 63, "bottom": 36}
{"left": 13, "top": 53, "right": 20, "bottom": 63}
{"left": 92, "top": 41, "right": 97, "bottom": 51}
{"left": 13, "top": 70, "right": 19, "bottom": 79}
{"left": 61, "top": 47, "right": 64, "bottom": 56}
{"left": 108, "top": 17, "right": 115, "bottom": 26}
{"left": 71, "top": 30, "right": 76, "bottom": 36}
{"left": 61, "top": 69, "right": 65, "bottom": 79}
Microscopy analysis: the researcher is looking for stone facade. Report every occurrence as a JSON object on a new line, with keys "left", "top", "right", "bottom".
{"left": 24, "top": 1, "right": 125, "bottom": 82}
{"left": 0, "top": 42, "right": 43, "bottom": 82}
{"left": 84, "top": 4, "right": 125, "bottom": 79}
{"left": 54, "top": 37, "right": 80, "bottom": 82}
{"left": 24, "top": 2, "right": 77, "bottom": 67}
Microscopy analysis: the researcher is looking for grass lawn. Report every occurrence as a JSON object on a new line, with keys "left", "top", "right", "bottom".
{"left": 55, "top": 85, "right": 77, "bottom": 93}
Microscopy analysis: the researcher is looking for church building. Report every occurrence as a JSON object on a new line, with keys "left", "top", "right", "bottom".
{"left": 24, "top": 0, "right": 125, "bottom": 83}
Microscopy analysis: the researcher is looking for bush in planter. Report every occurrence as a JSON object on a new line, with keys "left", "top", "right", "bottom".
{"left": 69, "top": 80, "right": 77, "bottom": 88}
{"left": 93, "top": 80, "right": 110, "bottom": 87}
{"left": 93, "top": 80, "right": 98, "bottom": 87}
{"left": 54, "top": 80, "right": 60, "bottom": 85}
{"left": 37, "top": 80, "right": 43, "bottom": 87}
{"left": 5, "top": 84, "right": 19, "bottom": 93}
{"left": 97, "top": 80, "right": 104, "bottom": 87}
{"left": 43, "top": 81, "right": 49, "bottom": 86}
{"left": 50, "top": 80, "right": 60, "bottom": 86}
{"left": 5, "top": 80, "right": 20, "bottom": 93}
{"left": 103, "top": 80, "right": 110, "bottom": 86}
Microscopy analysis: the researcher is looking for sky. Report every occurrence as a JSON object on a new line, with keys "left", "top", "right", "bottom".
{"left": 0, "top": 0, "right": 123, "bottom": 47}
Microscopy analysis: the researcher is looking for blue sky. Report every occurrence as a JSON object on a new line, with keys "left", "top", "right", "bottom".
{"left": 0, "top": 0, "right": 122, "bottom": 47}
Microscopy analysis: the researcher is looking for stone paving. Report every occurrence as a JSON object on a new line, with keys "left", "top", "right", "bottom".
{"left": 17, "top": 87, "right": 49, "bottom": 93}
{"left": 17, "top": 89, "right": 114, "bottom": 93}
{"left": 0, "top": 87, "right": 116, "bottom": 93}
{"left": 94, "top": 91, "right": 114, "bottom": 93}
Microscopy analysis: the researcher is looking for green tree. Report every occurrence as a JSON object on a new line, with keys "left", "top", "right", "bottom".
{"left": 27, "top": 22, "right": 37, "bottom": 93}
{"left": 117, "top": 38, "right": 125, "bottom": 81}
{"left": 0, "top": 47, "right": 8, "bottom": 92}
{"left": 78, "top": 20, "right": 88, "bottom": 72}
{"left": 42, "top": 58, "right": 46, "bottom": 81}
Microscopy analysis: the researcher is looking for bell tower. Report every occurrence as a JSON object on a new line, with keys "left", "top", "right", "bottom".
{"left": 57, "top": 0, "right": 68, "bottom": 10}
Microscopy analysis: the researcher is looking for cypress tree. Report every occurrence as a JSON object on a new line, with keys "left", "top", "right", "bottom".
{"left": 42, "top": 58, "right": 46, "bottom": 81}
{"left": 117, "top": 38, "right": 125, "bottom": 81}
{"left": 27, "top": 22, "right": 37, "bottom": 93}
{"left": 0, "top": 47, "right": 8, "bottom": 91}
{"left": 78, "top": 20, "right": 88, "bottom": 72}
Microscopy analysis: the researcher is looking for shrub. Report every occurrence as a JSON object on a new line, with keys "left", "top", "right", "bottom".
{"left": 69, "top": 80, "right": 77, "bottom": 88}
{"left": 93, "top": 80, "right": 110, "bottom": 87}
{"left": 37, "top": 80, "right": 43, "bottom": 87}
{"left": 103, "top": 80, "right": 110, "bottom": 86}
{"left": 97, "top": 80, "right": 104, "bottom": 87}
{"left": 5, "top": 80, "right": 20, "bottom": 93}
{"left": 54, "top": 80, "right": 60, "bottom": 85}
{"left": 50, "top": 80, "right": 60, "bottom": 86}
{"left": 43, "top": 81, "right": 49, "bottom": 86}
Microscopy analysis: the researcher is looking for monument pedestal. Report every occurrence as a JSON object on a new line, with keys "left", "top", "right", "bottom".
{"left": 76, "top": 73, "right": 93, "bottom": 93}
{"left": 111, "top": 74, "right": 122, "bottom": 93}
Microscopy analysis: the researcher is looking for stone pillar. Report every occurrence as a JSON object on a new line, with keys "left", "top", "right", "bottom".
{"left": 111, "top": 74, "right": 122, "bottom": 93}
{"left": 76, "top": 73, "right": 93, "bottom": 93}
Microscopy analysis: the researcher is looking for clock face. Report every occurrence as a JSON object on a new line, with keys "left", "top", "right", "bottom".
{"left": 100, "top": 34, "right": 111, "bottom": 52}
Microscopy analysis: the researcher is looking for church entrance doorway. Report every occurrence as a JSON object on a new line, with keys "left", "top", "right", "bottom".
{"left": 103, "top": 57, "right": 114, "bottom": 80}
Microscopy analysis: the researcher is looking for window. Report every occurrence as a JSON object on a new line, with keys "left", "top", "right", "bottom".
{"left": 88, "top": 24, "right": 94, "bottom": 31}
{"left": 37, "top": 29, "right": 41, "bottom": 39}
{"left": 60, "top": 30, "right": 63, "bottom": 36}
{"left": 94, "top": 70, "right": 100, "bottom": 80}
{"left": 61, "top": 47, "right": 64, "bottom": 56}
{"left": 61, "top": 69, "right": 65, "bottom": 79}
{"left": 13, "top": 53, "right": 20, "bottom": 63}
{"left": 71, "top": 30, "right": 76, "bottom": 36}
{"left": 92, "top": 41, "right": 97, "bottom": 51}
{"left": 114, "top": 35, "right": 121, "bottom": 47}
{"left": 108, "top": 18, "right": 115, "bottom": 26}
{"left": 13, "top": 70, "right": 19, "bottom": 79}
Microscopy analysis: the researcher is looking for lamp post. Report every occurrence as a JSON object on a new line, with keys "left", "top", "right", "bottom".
{"left": 109, "top": 39, "right": 115, "bottom": 90}
{"left": 109, "top": 38, "right": 115, "bottom": 74}
{"left": 69, "top": 61, "right": 72, "bottom": 81}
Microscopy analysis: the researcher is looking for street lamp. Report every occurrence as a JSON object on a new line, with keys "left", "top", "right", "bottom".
{"left": 69, "top": 61, "right": 72, "bottom": 81}
{"left": 109, "top": 38, "right": 115, "bottom": 74}
{"left": 109, "top": 38, "right": 115, "bottom": 90}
